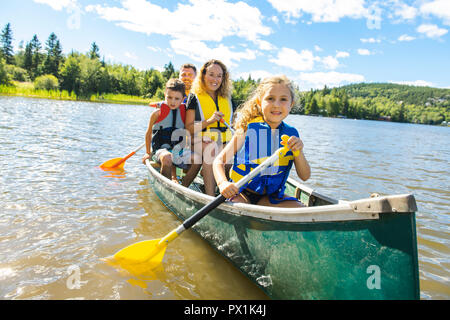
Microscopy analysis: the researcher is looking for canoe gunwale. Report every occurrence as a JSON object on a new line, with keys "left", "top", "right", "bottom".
{"left": 146, "top": 160, "right": 416, "bottom": 223}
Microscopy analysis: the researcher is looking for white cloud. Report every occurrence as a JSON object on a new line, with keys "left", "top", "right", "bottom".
{"left": 398, "top": 34, "right": 415, "bottom": 42}
{"left": 360, "top": 37, "right": 380, "bottom": 43}
{"left": 314, "top": 45, "right": 323, "bottom": 52}
{"left": 269, "top": 47, "right": 318, "bottom": 71}
{"left": 86, "top": 0, "right": 271, "bottom": 43}
{"left": 267, "top": 0, "right": 367, "bottom": 22}
{"left": 417, "top": 23, "right": 448, "bottom": 38}
{"left": 393, "top": 2, "right": 418, "bottom": 21}
{"left": 389, "top": 80, "right": 433, "bottom": 87}
{"left": 254, "top": 39, "right": 276, "bottom": 51}
{"left": 322, "top": 56, "right": 339, "bottom": 69}
{"left": 124, "top": 51, "right": 138, "bottom": 60}
{"left": 270, "top": 15, "right": 279, "bottom": 24}
{"left": 147, "top": 46, "right": 162, "bottom": 52}
{"left": 420, "top": 0, "right": 450, "bottom": 26}
{"left": 85, "top": 0, "right": 273, "bottom": 68}
{"left": 170, "top": 38, "right": 256, "bottom": 69}
{"left": 270, "top": 47, "right": 350, "bottom": 71}
{"left": 357, "top": 48, "right": 372, "bottom": 55}
{"left": 297, "top": 71, "right": 364, "bottom": 89}
{"left": 33, "top": 0, "right": 77, "bottom": 11}
{"left": 336, "top": 51, "right": 350, "bottom": 58}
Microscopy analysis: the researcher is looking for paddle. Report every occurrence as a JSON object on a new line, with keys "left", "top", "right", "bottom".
{"left": 100, "top": 142, "right": 146, "bottom": 170}
{"left": 113, "top": 138, "right": 295, "bottom": 267}
{"left": 220, "top": 118, "right": 235, "bottom": 134}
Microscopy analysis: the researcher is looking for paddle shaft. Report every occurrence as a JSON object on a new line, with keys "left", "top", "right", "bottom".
{"left": 109, "top": 142, "right": 145, "bottom": 167}
{"left": 220, "top": 118, "right": 235, "bottom": 134}
{"left": 176, "top": 147, "right": 283, "bottom": 232}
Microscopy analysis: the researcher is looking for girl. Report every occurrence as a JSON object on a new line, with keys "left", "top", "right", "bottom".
{"left": 185, "top": 59, "right": 234, "bottom": 196}
{"left": 213, "top": 75, "right": 310, "bottom": 207}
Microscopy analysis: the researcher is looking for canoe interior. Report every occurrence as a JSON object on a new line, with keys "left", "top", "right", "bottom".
{"left": 146, "top": 163, "right": 420, "bottom": 300}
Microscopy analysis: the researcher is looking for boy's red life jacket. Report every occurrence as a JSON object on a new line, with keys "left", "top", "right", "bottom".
{"left": 151, "top": 102, "right": 186, "bottom": 151}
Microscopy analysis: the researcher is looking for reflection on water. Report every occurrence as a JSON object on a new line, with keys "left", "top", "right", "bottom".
{"left": 0, "top": 96, "right": 448, "bottom": 299}
{"left": 97, "top": 166, "right": 128, "bottom": 179}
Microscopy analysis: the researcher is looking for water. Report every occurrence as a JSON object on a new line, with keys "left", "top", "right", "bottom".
{"left": 0, "top": 96, "right": 448, "bottom": 299}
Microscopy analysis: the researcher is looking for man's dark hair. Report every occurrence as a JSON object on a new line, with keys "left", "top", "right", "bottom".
{"left": 180, "top": 63, "right": 197, "bottom": 75}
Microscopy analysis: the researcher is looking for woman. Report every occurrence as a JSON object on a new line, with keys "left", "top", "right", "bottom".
{"left": 185, "top": 59, "right": 234, "bottom": 196}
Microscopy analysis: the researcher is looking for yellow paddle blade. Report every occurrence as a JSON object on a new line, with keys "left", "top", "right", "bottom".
{"left": 105, "top": 239, "right": 167, "bottom": 276}
{"left": 114, "top": 239, "right": 167, "bottom": 264}
{"left": 100, "top": 157, "right": 125, "bottom": 170}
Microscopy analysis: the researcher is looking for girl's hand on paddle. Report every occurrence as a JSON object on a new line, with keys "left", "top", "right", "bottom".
{"left": 142, "top": 152, "right": 151, "bottom": 164}
{"left": 207, "top": 111, "right": 224, "bottom": 124}
{"left": 218, "top": 181, "right": 239, "bottom": 199}
{"left": 202, "top": 136, "right": 213, "bottom": 144}
{"left": 287, "top": 136, "right": 304, "bottom": 155}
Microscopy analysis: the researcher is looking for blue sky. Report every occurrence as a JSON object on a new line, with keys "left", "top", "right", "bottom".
{"left": 1, "top": 0, "right": 449, "bottom": 89}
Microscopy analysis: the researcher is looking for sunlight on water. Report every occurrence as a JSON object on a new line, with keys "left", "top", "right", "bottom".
{"left": 0, "top": 96, "right": 448, "bottom": 299}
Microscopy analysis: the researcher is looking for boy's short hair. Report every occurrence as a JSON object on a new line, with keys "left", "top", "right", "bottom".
{"left": 180, "top": 63, "right": 197, "bottom": 75}
{"left": 165, "top": 78, "right": 186, "bottom": 96}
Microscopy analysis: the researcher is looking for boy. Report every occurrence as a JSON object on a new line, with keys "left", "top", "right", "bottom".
{"left": 142, "top": 78, "right": 201, "bottom": 186}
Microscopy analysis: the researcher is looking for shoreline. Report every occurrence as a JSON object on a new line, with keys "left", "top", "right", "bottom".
{"left": 1, "top": 92, "right": 448, "bottom": 126}
{"left": 0, "top": 92, "right": 153, "bottom": 106}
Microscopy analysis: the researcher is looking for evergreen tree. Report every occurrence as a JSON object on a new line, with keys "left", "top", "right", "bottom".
{"left": 23, "top": 42, "right": 33, "bottom": 75}
{"left": 30, "top": 34, "right": 43, "bottom": 78}
{"left": 162, "top": 61, "right": 175, "bottom": 80}
{"left": 1, "top": 23, "right": 15, "bottom": 64}
{"left": 43, "top": 33, "right": 63, "bottom": 77}
{"left": 89, "top": 42, "right": 100, "bottom": 60}
{"left": 322, "top": 85, "right": 330, "bottom": 95}
{"left": 306, "top": 96, "right": 319, "bottom": 115}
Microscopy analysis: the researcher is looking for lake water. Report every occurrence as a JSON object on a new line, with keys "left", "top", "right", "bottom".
{"left": 0, "top": 96, "right": 448, "bottom": 299}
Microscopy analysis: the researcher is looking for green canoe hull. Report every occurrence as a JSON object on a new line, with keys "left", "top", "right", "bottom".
{"left": 146, "top": 163, "right": 420, "bottom": 300}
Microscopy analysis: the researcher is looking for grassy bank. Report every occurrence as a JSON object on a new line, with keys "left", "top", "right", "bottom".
{"left": 0, "top": 81, "right": 155, "bottom": 106}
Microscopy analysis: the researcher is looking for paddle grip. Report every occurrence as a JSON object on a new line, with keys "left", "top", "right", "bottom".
{"left": 182, "top": 194, "right": 226, "bottom": 230}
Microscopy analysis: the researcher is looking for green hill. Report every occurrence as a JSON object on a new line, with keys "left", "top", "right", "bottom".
{"left": 338, "top": 82, "right": 450, "bottom": 106}
{"left": 297, "top": 82, "right": 450, "bottom": 125}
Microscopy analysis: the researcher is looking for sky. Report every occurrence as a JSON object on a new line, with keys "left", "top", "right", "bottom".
{"left": 1, "top": 0, "right": 449, "bottom": 90}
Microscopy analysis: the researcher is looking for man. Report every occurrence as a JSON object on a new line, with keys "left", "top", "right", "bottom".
{"left": 179, "top": 63, "right": 197, "bottom": 98}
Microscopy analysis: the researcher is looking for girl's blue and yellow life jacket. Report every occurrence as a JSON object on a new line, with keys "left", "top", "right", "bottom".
{"left": 229, "top": 117, "right": 299, "bottom": 202}
{"left": 151, "top": 102, "right": 186, "bottom": 151}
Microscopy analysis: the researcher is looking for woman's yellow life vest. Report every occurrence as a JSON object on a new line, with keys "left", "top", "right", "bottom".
{"left": 196, "top": 92, "right": 233, "bottom": 143}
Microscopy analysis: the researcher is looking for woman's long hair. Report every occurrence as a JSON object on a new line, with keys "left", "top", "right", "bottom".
{"left": 191, "top": 59, "right": 232, "bottom": 99}
{"left": 235, "top": 75, "right": 296, "bottom": 133}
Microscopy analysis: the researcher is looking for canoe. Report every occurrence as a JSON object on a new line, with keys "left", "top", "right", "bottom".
{"left": 145, "top": 161, "right": 420, "bottom": 300}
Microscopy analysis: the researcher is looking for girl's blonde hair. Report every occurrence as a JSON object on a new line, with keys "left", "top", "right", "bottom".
{"left": 191, "top": 59, "right": 232, "bottom": 99}
{"left": 235, "top": 75, "right": 296, "bottom": 132}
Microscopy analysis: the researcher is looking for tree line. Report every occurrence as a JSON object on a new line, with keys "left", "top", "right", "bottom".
{"left": 297, "top": 84, "right": 449, "bottom": 125}
{"left": 0, "top": 23, "right": 177, "bottom": 100}
{"left": 1, "top": 23, "right": 449, "bottom": 125}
